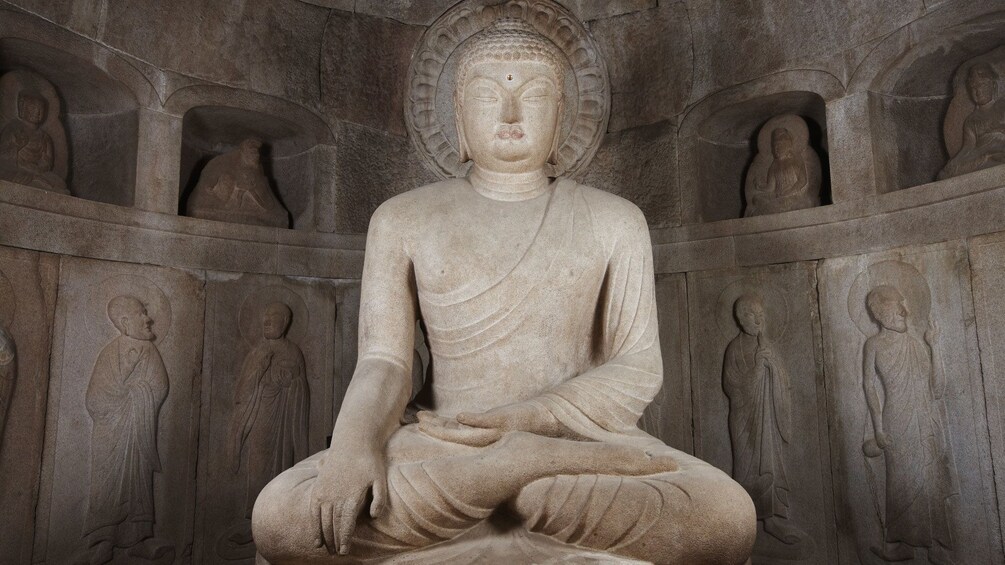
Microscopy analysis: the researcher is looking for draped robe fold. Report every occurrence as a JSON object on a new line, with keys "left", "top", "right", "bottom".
{"left": 84, "top": 336, "right": 169, "bottom": 547}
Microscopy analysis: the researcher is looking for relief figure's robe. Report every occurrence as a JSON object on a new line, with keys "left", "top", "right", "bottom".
{"left": 84, "top": 336, "right": 169, "bottom": 547}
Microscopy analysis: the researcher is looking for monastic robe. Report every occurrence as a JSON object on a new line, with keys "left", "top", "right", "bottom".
{"left": 870, "top": 332, "right": 959, "bottom": 548}
{"left": 748, "top": 155, "right": 810, "bottom": 216}
{"left": 0, "top": 119, "right": 65, "bottom": 193}
{"left": 0, "top": 325, "right": 15, "bottom": 452}
{"left": 940, "top": 102, "right": 1005, "bottom": 179}
{"left": 254, "top": 179, "right": 754, "bottom": 564}
{"left": 185, "top": 150, "right": 288, "bottom": 228}
{"left": 84, "top": 335, "right": 169, "bottom": 547}
{"left": 722, "top": 334, "right": 791, "bottom": 519}
{"left": 234, "top": 337, "right": 308, "bottom": 516}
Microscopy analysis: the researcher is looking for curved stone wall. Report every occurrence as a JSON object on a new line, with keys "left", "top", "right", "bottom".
{"left": 0, "top": 1, "right": 1004, "bottom": 563}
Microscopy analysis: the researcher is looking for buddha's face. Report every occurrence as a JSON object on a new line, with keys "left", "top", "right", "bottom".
{"left": 120, "top": 304, "right": 155, "bottom": 341}
{"left": 868, "top": 290, "right": 908, "bottom": 333}
{"left": 263, "top": 302, "right": 292, "bottom": 340}
{"left": 771, "top": 129, "right": 794, "bottom": 159}
{"left": 17, "top": 94, "right": 47, "bottom": 127}
{"left": 460, "top": 60, "right": 562, "bottom": 174}
{"left": 967, "top": 66, "right": 997, "bottom": 107}
{"left": 735, "top": 300, "right": 766, "bottom": 336}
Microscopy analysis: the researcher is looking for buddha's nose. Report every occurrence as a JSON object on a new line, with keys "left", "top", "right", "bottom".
{"left": 501, "top": 94, "right": 521, "bottom": 124}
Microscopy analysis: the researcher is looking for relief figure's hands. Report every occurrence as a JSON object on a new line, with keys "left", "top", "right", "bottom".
{"left": 925, "top": 321, "right": 939, "bottom": 346}
{"left": 309, "top": 445, "right": 387, "bottom": 556}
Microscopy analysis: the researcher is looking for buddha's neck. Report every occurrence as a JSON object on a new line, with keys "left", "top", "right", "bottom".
{"left": 468, "top": 165, "right": 550, "bottom": 201}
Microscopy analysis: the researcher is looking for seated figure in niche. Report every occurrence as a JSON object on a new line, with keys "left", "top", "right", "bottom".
{"left": 0, "top": 87, "right": 69, "bottom": 194}
{"left": 722, "top": 293, "right": 806, "bottom": 546}
{"left": 862, "top": 285, "right": 959, "bottom": 565}
{"left": 220, "top": 301, "right": 309, "bottom": 557}
{"left": 186, "top": 138, "right": 289, "bottom": 228}
{"left": 253, "top": 17, "right": 755, "bottom": 565}
{"left": 744, "top": 114, "right": 821, "bottom": 217}
{"left": 939, "top": 62, "right": 1005, "bottom": 180}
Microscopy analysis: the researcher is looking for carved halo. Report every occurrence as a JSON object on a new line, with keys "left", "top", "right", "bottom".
{"left": 0, "top": 69, "right": 69, "bottom": 180}
{"left": 716, "top": 279, "right": 789, "bottom": 342}
{"left": 238, "top": 285, "right": 309, "bottom": 345}
{"left": 0, "top": 269, "right": 14, "bottom": 328}
{"left": 404, "top": 0, "right": 610, "bottom": 179}
{"left": 943, "top": 45, "right": 1005, "bottom": 158}
{"left": 89, "top": 275, "right": 173, "bottom": 345}
{"left": 847, "top": 260, "right": 932, "bottom": 337}
{"left": 755, "top": 114, "right": 810, "bottom": 157}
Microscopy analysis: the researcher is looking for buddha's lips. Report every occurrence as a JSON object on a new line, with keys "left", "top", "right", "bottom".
{"left": 496, "top": 126, "right": 524, "bottom": 140}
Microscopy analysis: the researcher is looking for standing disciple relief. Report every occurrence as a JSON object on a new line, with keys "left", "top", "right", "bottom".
{"left": 743, "top": 114, "right": 821, "bottom": 217}
{"left": 0, "top": 324, "right": 14, "bottom": 453}
{"left": 722, "top": 293, "right": 807, "bottom": 547}
{"left": 185, "top": 138, "right": 290, "bottom": 228}
{"left": 860, "top": 279, "right": 959, "bottom": 564}
{"left": 252, "top": 11, "right": 755, "bottom": 565}
{"left": 0, "top": 70, "right": 69, "bottom": 194}
{"left": 940, "top": 56, "right": 1005, "bottom": 180}
{"left": 83, "top": 295, "right": 173, "bottom": 565}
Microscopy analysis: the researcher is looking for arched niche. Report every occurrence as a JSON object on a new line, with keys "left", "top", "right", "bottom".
{"left": 166, "top": 87, "right": 334, "bottom": 231}
{"left": 0, "top": 37, "right": 140, "bottom": 206}
{"left": 853, "top": 10, "right": 1005, "bottom": 194}
{"left": 679, "top": 72, "right": 839, "bottom": 223}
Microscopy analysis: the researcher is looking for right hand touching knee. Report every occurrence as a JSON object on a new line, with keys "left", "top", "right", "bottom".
{"left": 309, "top": 446, "right": 388, "bottom": 555}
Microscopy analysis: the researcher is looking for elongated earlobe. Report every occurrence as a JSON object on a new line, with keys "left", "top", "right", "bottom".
{"left": 547, "top": 98, "right": 564, "bottom": 167}
{"left": 456, "top": 107, "right": 470, "bottom": 163}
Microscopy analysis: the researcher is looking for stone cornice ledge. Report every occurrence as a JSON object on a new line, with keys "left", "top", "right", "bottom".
{"left": 652, "top": 165, "right": 1005, "bottom": 274}
{"left": 0, "top": 180, "right": 366, "bottom": 279}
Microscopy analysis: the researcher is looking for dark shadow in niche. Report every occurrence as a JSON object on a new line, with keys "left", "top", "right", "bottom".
{"left": 692, "top": 91, "right": 830, "bottom": 223}
{"left": 0, "top": 38, "right": 139, "bottom": 206}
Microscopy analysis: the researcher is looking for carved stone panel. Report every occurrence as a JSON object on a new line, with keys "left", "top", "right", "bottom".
{"left": 194, "top": 273, "right": 337, "bottom": 564}
{"left": 639, "top": 273, "right": 692, "bottom": 453}
{"left": 34, "top": 258, "right": 204, "bottom": 565}
{"left": 333, "top": 281, "right": 360, "bottom": 423}
{"left": 818, "top": 242, "right": 1000, "bottom": 564}
{"left": 688, "top": 262, "right": 835, "bottom": 563}
{"left": 0, "top": 246, "right": 58, "bottom": 563}
{"left": 965, "top": 232, "right": 1005, "bottom": 550}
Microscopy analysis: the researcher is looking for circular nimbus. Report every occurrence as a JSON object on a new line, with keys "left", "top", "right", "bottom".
{"left": 716, "top": 279, "right": 789, "bottom": 342}
{"left": 89, "top": 274, "right": 173, "bottom": 345}
{"left": 238, "top": 285, "right": 309, "bottom": 345}
{"left": 404, "top": 0, "right": 610, "bottom": 180}
{"left": 847, "top": 259, "right": 931, "bottom": 337}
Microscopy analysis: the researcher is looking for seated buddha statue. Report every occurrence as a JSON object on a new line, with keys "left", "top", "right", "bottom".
{"left": 939, "top": 62, "right": 1005, "bottom": 180}
{"left": 0, "top": 90, "right": 69, "bottom": 194}
{"left": 253, "top": 18, "right": 755, "bottom": 565}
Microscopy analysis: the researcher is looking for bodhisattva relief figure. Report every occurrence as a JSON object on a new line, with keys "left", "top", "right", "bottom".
{"left": 939, "top": 62, "right": 1005, "bottom": 180}
{"left": 744, "top": 115, "right": 821, "bottom": 217}
{"left": 83, "top": 296, "right": 173, "bottom": 565}
{"left": 253, "top": 17, "right": 755, "bottom": 565}
{"left": 862, "top": 285, "right": 959, "bottom": 564}
{"left": 186, "top": 138, "right": 289, "bottom": 228}
{"left": 0, "top": 324, "right": 15, "bottom": 452}
{"left": 0, "top": 80, "right": 69, "bottom": 194}
{"left": 231, "top": 302, "right": 309, "bottom": 522}
{"left": 722, "top": 294, "right": 805, "bottom": 545}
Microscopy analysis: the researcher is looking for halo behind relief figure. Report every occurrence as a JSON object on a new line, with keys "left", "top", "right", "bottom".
{"left": 405, "top": 0, "right": 610, "bottom": 179}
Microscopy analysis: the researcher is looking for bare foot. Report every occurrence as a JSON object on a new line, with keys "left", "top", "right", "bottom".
{"left": 493, "top": 432, "right": 678, "bottom": 477}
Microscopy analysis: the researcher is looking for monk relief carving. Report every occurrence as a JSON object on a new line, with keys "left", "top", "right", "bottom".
{"left": 851, "top": 262, "right": 960, "bottom": 564}
{"left": 0, "top": 70, "right": 70, "bottom": 194}
{"left": 219, "top": 301, "right": 309, "bottom": 559}
{"left": 252, "top": 12, "right": 755, "bottom": 565}
{"left": 185, "top": 138, "right": 290, "bottom": 228}
{"left": 743, "top": 114, "right": 822, "bottom": 217}
{"left": 722, "top": 292, "right": 808, "bottom": 547}
{"left": 940, "top": 51, "right": 1005, "bottom": 181}
{"left": 0, "top": 323, "right": 15, "bottom": 452}
{"left": 83, "top": 295, "right": 173, "bottom": 564}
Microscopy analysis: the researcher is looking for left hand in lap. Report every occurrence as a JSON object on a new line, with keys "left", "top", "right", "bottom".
{"left": 417, "top": 401, "right": 564, "bottom": 446}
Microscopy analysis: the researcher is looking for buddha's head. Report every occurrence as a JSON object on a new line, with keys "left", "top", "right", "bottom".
{"left": 17, "top": 91, "right": 47, "bottom": 128}
{"left": 454, "top": 18, "right": 565, "bottom": 175}
{"left": 734, "top": 293, "right": 766, "bottom": 337}
{"left": 108, "top": 295, "right": 155, "bottom": 341}
{"left": 866, "top": 285, "right": 908, "bottom": 333}
{"left": 967, "top": 63, "right": 997, "bottom": 107}
{"left": 770, "top": 127, "right": 794, "bottom": 159}
{"left": 239, "top": 138, "right": 263, "bottom": 167}
{"left": 263, "top": 301, "right": 293, "bottom": 340}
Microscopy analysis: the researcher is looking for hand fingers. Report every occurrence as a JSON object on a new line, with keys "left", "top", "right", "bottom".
{"left": 338, "top": 496, "right": 363, "bottom": 555}
{"left": 371, "top": 477, "right": 387, "bottom": 518}
{"left": 456, "top": 411, "right": 497, "bottom": 428}
{"left": 320, "top": 502, "right": 336, "bottom": 553}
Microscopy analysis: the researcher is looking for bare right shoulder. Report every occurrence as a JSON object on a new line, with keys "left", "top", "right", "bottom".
{"left": 366, "top": 179, "right": 468, "bottom": 252}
